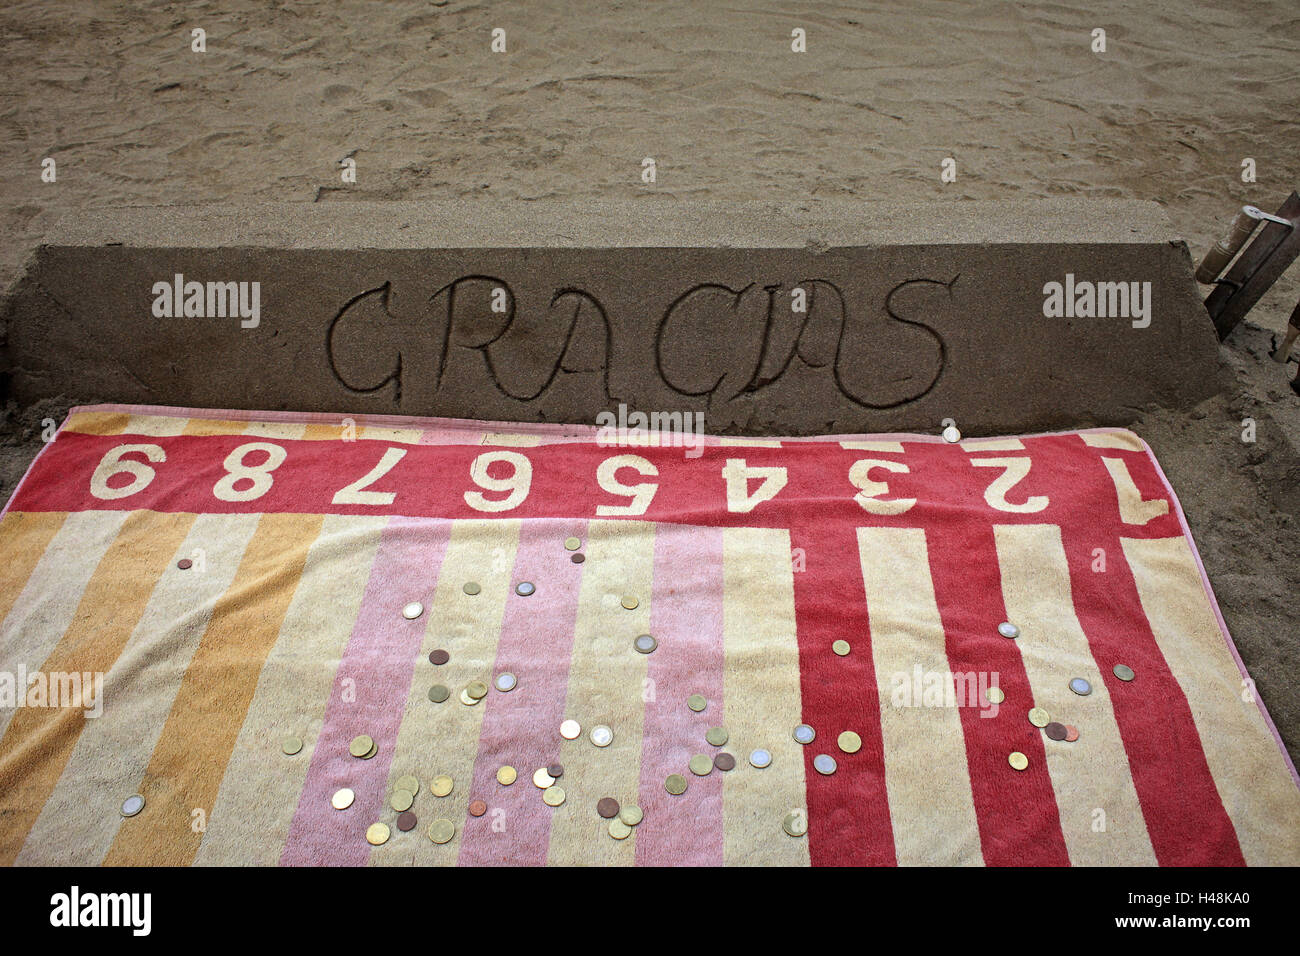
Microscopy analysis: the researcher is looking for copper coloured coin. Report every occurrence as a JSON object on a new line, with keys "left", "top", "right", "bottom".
{"left": 596, "top": 797, "right": 620, "bottom": 819}
{"left": 547, "top": 764, "right": 564, "bottom": 779}
{"left": 714, "top": 752, "right": 736, "bottom": 772}
{"left": 396, "top": 811, "right": 417, "bottom": 832}
{"left": 571, "top": 553, "right": 585, "bottom": 564}
{"left": 1065, "top": 725, "right": 1080, "bottom": 742}
{"left": 176, "top": 559, "right": 193, "bottom": 570}
{"left": 468, "top": 800, "right": 487, "bottom": 817}
{"left": 429, "top": 649, "right": 449, "bottom": 665}
{"left": 1045, "top": 722, "right": 1068, "bottom": 741}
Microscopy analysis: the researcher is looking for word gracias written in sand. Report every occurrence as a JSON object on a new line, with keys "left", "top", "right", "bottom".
{"left": 326, "top": 275, "right": 954, "bottom": 410}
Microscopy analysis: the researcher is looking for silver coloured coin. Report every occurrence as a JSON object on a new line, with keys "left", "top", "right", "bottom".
{"left": 793, "top": 724, "right": 816, "bottom": 745}
{"left": 998, "top": 622, "right": 1020, "bottom": 639}
{"left": 749, "top": 749, "right": 772, "bottom": 769}
{"left": 813, "top": 754, "right": 838, "bottom": 775}
{"left": 516, "top": 582, "right": 536, "bottom": 597}
{"left": 120, "top": 795, "right": 145, "bottom": 817}
{"left": 590, "top": 725, "right": 614, "bottom": 747}
{"left": 942, "top": 425, "right": 962, "bottom": 443}
{"left": 495, "top": 672, "right": 517, "bottom": 692}
{"left": 1069, "top": 677, "right": 1092, "bottom": 696}
{"left": 402, "top": 602, "right": 424, "bottom": 620}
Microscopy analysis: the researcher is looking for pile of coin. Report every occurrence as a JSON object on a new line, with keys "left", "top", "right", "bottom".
{"left": 1027, "top": 706, "right": 1083, "bottom": 746}
{"left": 349, "top": 735, "right": 378, "bottom": 760}
{"left": 608, "top": 803, "right": 644, "bottom": 841}
{"left": 390, "top": 774, "right": 419, "bottom": 812}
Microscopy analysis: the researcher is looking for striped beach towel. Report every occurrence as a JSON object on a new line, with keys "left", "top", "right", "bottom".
{"left": 0, "top": 404, "right": 1295, "bottom": 866}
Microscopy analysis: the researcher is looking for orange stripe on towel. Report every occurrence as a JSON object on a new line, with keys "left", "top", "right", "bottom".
{"left": 0, "top": 509, "right": 195, "bottom": 864}
{"left": 102, "top": 512, "right": 324, "bottom": 866}
{"left": 0, "top": 511, "right": 68, "bottom": 623}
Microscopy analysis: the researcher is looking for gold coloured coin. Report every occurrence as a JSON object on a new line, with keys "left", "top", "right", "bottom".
{"left": 460, "top": 689, "right": 479, "bottom": 706}
{"left": 665, "top": 774, "right": 688, "bottom": 795}
{"left": 986, "top": 687, "right": 1006, "bottom": 705}
{"left": 496, "top": 765, "right": 518, "bottom": 786}
{"left": 619, "top": 805, "right": 644, "bottom": 827}
{"left": 331, "top": 787, "right": 355, "bottom": 810}
{"left": 428, "top": 819, "right": 456, "bottom": 844}
{"left": 687, "top": 694, "right": 707, "bottom": 713}
{"left": 463, "top": 582, "right": 481, "bottom": 595}
{"left": 1009, "top": 751, "right": 1029, "bottom": 771}
{"left": 467, "top": 681, "right": 489, "bottom": 700}
{"left": 705, "top": 727, "right": 729, "bottom": 747}
{"left": 1028, "top": 707, "right": 1050, "bottom": 728}
{"left": 1113, "top": 663, "right": 1136, "bottom": 682}
{"left": 838, "top": 731, "right": 862, "bottom": 754}
{"left": 363, "top": 742, "right": 378, "bottom": 759}
{"left": 366, "top": 823, "right": 391, "bottom": 846}
{"left": 783, "top": 812, "right": 808, "bottom": 837}
{"left": 621, "top": 595, "right": 639, "bottom": 610}
{"left": 349, "top": 735, "right": 374, "bottom": 758}
{"left": 608, "top": 818, "right": 632, "bottom": 840}
{"left": 559, "top": 719, "right": 581, "bottom": 740}
{"left": 282, "top": 736, "right": 303, "bottom": 756}
{"left": 832, "top": 640, "right": 851, "bottom": 656}
{"left": 396, "top": 775, "right": 420, "bottom": 796}
{"left": 542, "top": 786, "right": 566, "bottom": 807}
{"left": 431, "top": 774, "right": 454, "bottom": 797}
{"left": 533, "top": 767, "right": 556, "bottom": 789}
{"left": 390, "top": 789, "right": 414, "bottom": 813}
{"left": 428, "top": 684, "right": 450, "bottom": 703}
{"left": 564, "top": 537, "right": 581, "bottom": 551}
{"left": 689, "top": 754, "right": 713, "bottom": 776}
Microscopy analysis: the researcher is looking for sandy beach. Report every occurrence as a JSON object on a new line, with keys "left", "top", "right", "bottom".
{"left": 0, "top": 0, "right": 1297, "bottom": 764}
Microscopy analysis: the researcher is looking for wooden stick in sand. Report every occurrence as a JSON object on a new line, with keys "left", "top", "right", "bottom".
{"left": 1196, "top": 207, "right": 1261, "bottom": 285}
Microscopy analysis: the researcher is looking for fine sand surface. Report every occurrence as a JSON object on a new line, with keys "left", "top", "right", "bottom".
{"left": 0, "top": 1, "right": 1297, "bottom": 765}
